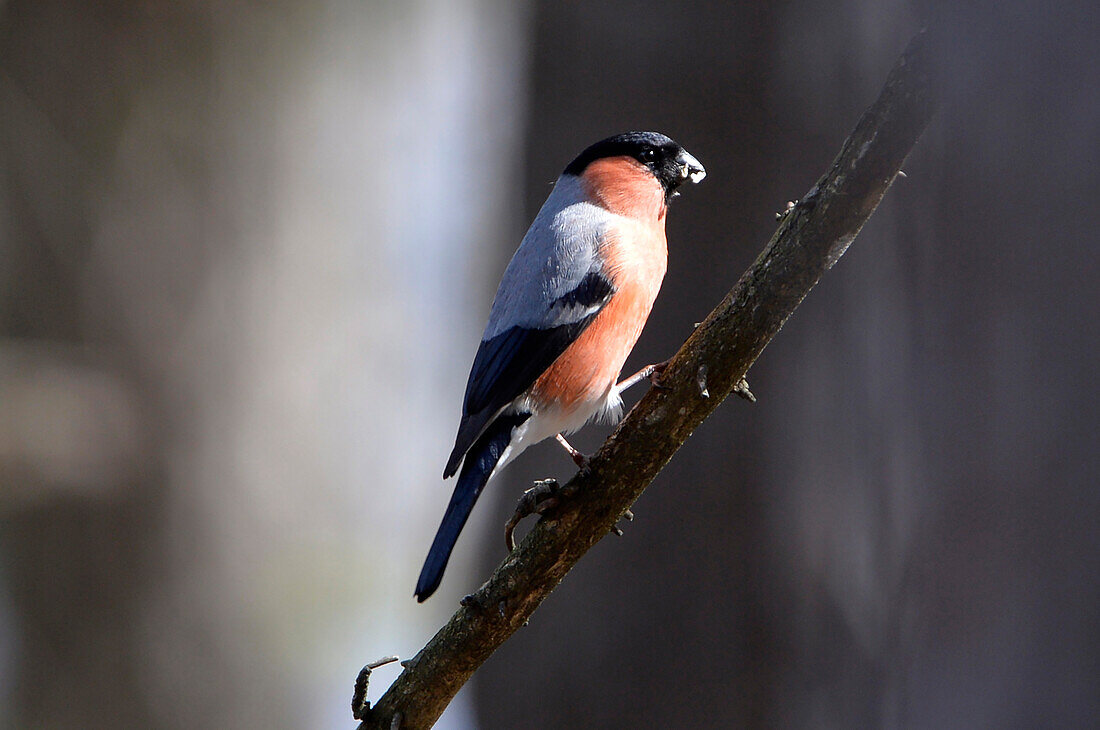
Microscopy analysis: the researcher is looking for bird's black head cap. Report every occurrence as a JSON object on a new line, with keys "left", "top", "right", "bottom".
{"left": 562, "top": 131, "right": 705, "bottom": 201}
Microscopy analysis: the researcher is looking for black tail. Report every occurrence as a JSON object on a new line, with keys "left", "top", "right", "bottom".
{"left": 415, "top": 412, "right": 529, "bottom": 601}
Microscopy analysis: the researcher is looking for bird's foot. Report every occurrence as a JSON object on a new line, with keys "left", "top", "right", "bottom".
{"left": 647, "top": 360, "right": 671, "bottom": 389}
{"left": 505, "top": 478, "right": 578, "bottom": 552}
{"left": 555, "top": 433, "right": 590, "bottom": 472}
{"left": 618, "top": 359, "right": 672, "bottom": 393}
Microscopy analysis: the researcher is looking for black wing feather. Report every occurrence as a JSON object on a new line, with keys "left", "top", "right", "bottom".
{"left": 443, "top": 271, "right": 614, "bottom": 477}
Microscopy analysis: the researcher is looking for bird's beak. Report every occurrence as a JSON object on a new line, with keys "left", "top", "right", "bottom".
{"left": 677, "top": 150, "right": 706, "bottom": 184}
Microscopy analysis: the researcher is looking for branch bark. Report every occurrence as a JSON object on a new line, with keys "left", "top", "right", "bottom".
{"left": 358, "top": 28, "right": 938, "bottom": 729}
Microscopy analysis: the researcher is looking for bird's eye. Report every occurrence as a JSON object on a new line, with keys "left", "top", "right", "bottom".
{"left": 640, "top": 148, "right": 657, "bottom": 162}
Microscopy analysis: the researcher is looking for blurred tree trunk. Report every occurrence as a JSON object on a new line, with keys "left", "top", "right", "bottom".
{"left": 0, "top": 1, "right": 528, "bottom": 728}
{"left": 0, "top": 3, "right": 216, "bottom": 726}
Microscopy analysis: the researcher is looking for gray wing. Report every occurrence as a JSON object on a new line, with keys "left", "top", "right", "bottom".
{"left": 443, "top": 176, "right": 617, "bottom": 478}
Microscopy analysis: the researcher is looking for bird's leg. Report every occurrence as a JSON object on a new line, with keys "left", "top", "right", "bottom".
{"left": 505, "top": 478, "right": 578, "bottom": 552}
{"left": 617, "top": 358, "right": 671, "bottom": 392}
{"left": 555, "top": 433, "right": 589, "bottom": 470}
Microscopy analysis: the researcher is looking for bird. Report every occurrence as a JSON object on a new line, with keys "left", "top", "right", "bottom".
{"left": 415, "top": 131, "right": 705, "bottom": 601}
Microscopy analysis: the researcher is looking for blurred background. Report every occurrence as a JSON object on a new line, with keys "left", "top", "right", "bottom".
{"left": 0, "top": 1, "right": 1096, "bottom": 728}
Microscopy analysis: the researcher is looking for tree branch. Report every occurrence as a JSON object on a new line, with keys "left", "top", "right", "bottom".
{"left": 358, "top": 28, "right": 938, "bottom": 729}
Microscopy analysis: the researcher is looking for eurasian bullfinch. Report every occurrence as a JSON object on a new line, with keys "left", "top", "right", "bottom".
{"left": 415, "top": 131, "right": 705, "bottom": 601}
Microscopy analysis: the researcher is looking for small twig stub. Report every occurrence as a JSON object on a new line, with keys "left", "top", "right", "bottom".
{"left": 352, "top": 656, "right": 400, "bottom": 720}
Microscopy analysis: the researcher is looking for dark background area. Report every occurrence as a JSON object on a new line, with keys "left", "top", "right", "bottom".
{"left": 478, "top": 3, "right": 1099, "bottom": 729}
{"left": 1, "top": 1, "right": 1096, "bottom": 728}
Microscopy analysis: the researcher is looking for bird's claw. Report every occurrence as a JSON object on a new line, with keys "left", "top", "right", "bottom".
{"left": 617, "top": 359, "right": 672, "bottom": 393}
{"left": 505, "top": 478, "right": 577, "bottom": 552}
{"left": 555, "top": 433, "right": 590, "bottom": 472}
{"left": 647, "top": 360, "right": 671, "bottom": 390}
